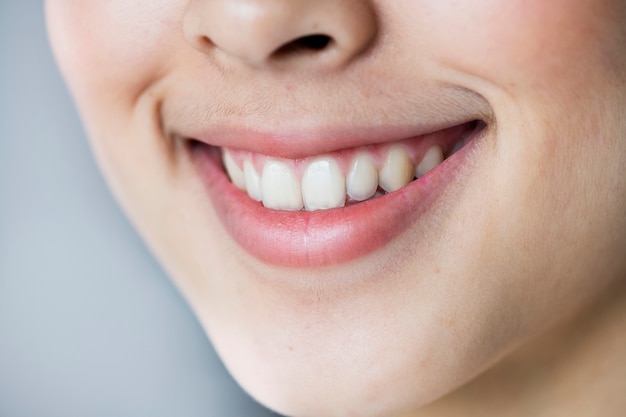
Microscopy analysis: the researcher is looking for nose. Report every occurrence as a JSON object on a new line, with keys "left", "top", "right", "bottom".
{"left": 183, "top": 0, "right": 378, "bottom": 70}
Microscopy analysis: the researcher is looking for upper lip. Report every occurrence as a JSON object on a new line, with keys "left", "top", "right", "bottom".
{"left": 181, "top": 120, "right": 481, "bottom": 159}
{"left": 162, "top": 85, "right": 492, "bottom": 159}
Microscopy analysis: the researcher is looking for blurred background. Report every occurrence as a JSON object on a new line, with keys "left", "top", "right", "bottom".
{"left": 0, "top": 2, "right": 278, "bottom": 416}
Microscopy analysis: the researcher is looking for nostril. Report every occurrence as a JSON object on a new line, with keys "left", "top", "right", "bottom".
{"left": 294, "top": 34, "right": 332, "bottom": 50}
{"left": 273, "top": 34, "right": 333, "bottom": 57}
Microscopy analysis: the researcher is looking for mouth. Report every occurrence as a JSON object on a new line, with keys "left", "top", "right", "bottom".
{"left": 187, "top": 120, "right": 487, "bottom": 268}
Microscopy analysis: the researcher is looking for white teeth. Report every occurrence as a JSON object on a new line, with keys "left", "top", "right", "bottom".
{"left": 261, "top": 160, "right": 303, "bottom": 211}
{"left": 243, "top": 160, "right": 263, "bottom": 201}
{"left": 378, "top": 147, "right": 415, "bottom": 193}
{"left": 227, "top": 139, "right": 452, "bottom": 210}
{"left": 346, "top": 154, "right": 378, "bottom": 201}
{"left": 222, "top": 149, "right": 246, "bottom": 190}
{"left": 415, "top": 145, "right": 444, "bottom": 178}
{"left": 302, "top": 158, "right": 346, "bottom": 211}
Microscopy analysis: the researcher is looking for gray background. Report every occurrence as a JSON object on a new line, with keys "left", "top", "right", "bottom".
{"left": 0, "top": 2, "right": 278, "bottom": 416}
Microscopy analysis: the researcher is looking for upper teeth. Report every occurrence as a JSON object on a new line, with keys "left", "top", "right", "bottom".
{"left": 222, "top": 143, "right": 454, "bottom": 211}
{"left": 346, "top": 154, "right": 378, "bottom": 201}
{"left": 378, "top": 146, "right": 416, "bottom": 193}
{"left": 262, "top": 160, "right": 304, "bottom": 211}
{"left": 302, "top": 158, "right": 346, "bottom": 211}
{"left": 243, "top": 160, "right": 263, "bottom": 202}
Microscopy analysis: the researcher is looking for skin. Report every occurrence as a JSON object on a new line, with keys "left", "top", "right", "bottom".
{"left": 46, "top": 1, "right": 626, "bottom": 416}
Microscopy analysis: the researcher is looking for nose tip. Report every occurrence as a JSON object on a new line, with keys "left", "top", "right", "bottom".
{"left": 183, "top": 0, "right": 378, "bottom": 70}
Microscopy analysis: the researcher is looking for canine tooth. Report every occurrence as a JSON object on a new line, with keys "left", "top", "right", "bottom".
{"left": 415, "top": 145, "right": 444, "bottom": 178}
{"left": 379, "top": 147, "right": 414, "bottom": 192}
{"left": 261, "top": 160, "right": 303, "bottom": 211}
{"left": 302, "top": 158, "right": 346, "bottom": 211}
{"left": 222, "top": 149, "right": 246, "bottom": 190}
{"left": 243, "top": 160, "right": 263, "bottom": 201}
{"left": 346, "top": 154, "right": 378, "bottom": 201}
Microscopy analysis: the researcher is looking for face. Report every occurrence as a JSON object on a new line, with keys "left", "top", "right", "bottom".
{"left": 47, "top": 1, "right": 626, "bottom": 416}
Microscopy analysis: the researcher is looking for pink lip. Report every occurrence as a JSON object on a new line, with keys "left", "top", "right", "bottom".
{"left": 181, "top": 119, "right": 479, "bottom": 159}
{"left": 189, "top": 125, "right": 484, "bottom": 268}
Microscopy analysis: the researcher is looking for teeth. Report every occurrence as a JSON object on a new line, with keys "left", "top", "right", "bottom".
{"left": 225, "top": 137, "right": 455, "bottom": 210}
{"left": 261, "top": 160, "right": 303, "bottom": 211}
{"left": 243, "top": 160, "right": 263, "bottom": 201}
{"left": 302, "top": 158, "right": 346, "bottom": 211}
{"left": 415, "top": 145, "right": 443, "bottom": 178}
{"left": 346, "top": 154, "right": 378, "bottom": 201}
{"left": 378, "top": 147, "right": 415, "bottom": 193}
{"left": 222, "top": 149, "right": 246, "bottom": 190}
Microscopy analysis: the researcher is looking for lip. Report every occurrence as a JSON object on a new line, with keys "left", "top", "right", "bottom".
{"left": 182, "top": 119, "right": 480, "bottom": 159}
{"left": 188, "top": 123, "right": 485, "bottom": 268}
{"left": 163, "top": 83, "right": 492, "bottom": 159}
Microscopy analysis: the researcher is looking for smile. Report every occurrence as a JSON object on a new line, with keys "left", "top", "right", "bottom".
{"left": 187, "top": 119, "right": 486, "bottom": 268}
{"left": 221, "top": 121, "right": 480, "bottom": 211}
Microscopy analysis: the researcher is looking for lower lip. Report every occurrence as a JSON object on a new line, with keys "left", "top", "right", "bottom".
{"left": 190, "top": 131, "right": 482, "bottom": 268}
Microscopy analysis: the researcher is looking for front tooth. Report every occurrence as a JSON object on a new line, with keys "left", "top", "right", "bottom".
{"left": 243, "top": 160, "right": 263, "bottom": 201}
{"left": 223, "top": 149, "right": 246, "bottom": 190}
{"left": 415, "top": 145, "right": 443, "bottom": 178}
{"left": 261, "top": 160, "right": 303, "bottom": 211}
{"left": 346, "top": 154, "right": 378, "bottom": 201}
{"left": 302, "top": 158, "right": 346, "bottom": 211}
{"left": 379, "top": 147, "right": 414, "bottom": 192}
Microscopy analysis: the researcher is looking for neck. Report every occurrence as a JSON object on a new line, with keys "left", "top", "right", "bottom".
{"left": 409, "top": 278, "right": 626, "bottom": 417}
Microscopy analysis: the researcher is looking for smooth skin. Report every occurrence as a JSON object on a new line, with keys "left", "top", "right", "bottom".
{"left": 47, "top": 1, "right": 626, "bottom": 416}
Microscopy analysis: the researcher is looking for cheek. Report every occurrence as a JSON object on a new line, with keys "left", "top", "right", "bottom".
{"left": 46, "top": 0, "right": 190, "bottom": 247}
{"left": 409, "top": 0, "right": 619, "bottom": 91}
{"left": 46, "top": 0, "right": 184, "bottom": 106}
